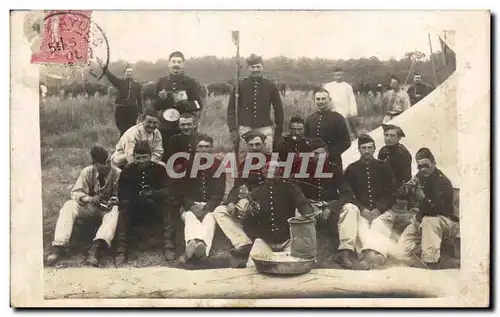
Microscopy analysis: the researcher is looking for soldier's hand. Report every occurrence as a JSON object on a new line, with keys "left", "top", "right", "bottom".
{"left": 415, "top": 187, "right": 426, "bottom": 201}
{"left": 361, "top": 208, "right": 372, "bottom": 220}
{"left": 274, "top": 135, "right": 285, "bottom": 148}
{"left": 371, "top": 208, "right": 382, "bottom": 219}
{"left": 158, "top": 89, "right": 167, "bottom": 100}
{"left": 89, "top": 196, "right": 101, "bottom": 204}
{"left": 321, "top": 208, "right": 332, "bottom": 223}
{"left": 230, "top": 130, "right": 239, "bottom": 144}
{"left": 227, "top": 203, "right": 236, "bottom": 216}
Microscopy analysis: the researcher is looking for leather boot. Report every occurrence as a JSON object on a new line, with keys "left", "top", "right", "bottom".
{"left": 87, "top": 239, "right": 105, "bottom": 267}
{"left": 46, "top": 246, "right": 66, "bottom": 266}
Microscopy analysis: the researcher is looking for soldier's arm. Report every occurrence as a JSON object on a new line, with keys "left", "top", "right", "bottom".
{"left": 103, "top": 69, "right": 121, "bottom": 88}
{"left": 137, "top": 84, "right": 144, "bottom": 114}
{"left": 188, "top": 78, "right": 203, "bottom": 110}
{"left": 204, "top": 171, "right": 226, "bottom": 213}
{"left": 327, "top": 115, "right": 351, "bottom": 158}
{"left": 290, "top": 182, "right": 314, "bottom": 216}
{"left": 70, "top": 168, "right": 92, "bottom": 204}
{"left": 117, "top": 167, "right": 138, "bottom": 205}
{"left": 151, "top": 131, "right": 164, "bottom": 163}
{"left": 270, "top": 83, "right": 284, "bottom": 137}
{"left": 375, "top": 163, "right": 398, "bottom": 212}
{"left": 421, "top": 177, "right": 454, "bottom": 218}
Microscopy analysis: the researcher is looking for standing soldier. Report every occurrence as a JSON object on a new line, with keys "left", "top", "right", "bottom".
{"left": 305, "top": 88, "right": 351, "bottom": 170}
{"left": 322, "top": 67, "right": 358, "bottom": 136}
{"left": 382, "top": 75, "right": 411, "bottom": 123}
{"left": 154, "top": 51, "right": 203, "bottom": 163}
{"left": 407, "top": 72, "right": 434, "bottom": 106}
{"left": 100, "top": 61, "right": 144, "bottom": 136}
{"left": 227, "top": 54, "right": 285, "bottom": 161}
{"left": 377, "top": 124, "right": 413, "bottom": 194}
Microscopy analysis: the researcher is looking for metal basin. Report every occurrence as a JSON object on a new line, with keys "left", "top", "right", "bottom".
{"left": 252, "top": 252, "right": 316, "bottom": 275}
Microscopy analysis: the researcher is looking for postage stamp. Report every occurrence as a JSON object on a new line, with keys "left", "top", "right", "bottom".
{"left": 9, "top": 10, "right": 490, "bottom": 308}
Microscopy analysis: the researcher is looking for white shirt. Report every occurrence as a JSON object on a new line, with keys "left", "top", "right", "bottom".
{"left": 322, "top": 81, "right": 358, "bottom": 117}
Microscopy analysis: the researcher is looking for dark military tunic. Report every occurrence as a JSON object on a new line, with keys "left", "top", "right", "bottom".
{"left": 104, "top": 70, "right": 144, "bottom": 136}
{"left": 407, "top": 82, "right": 433, "bottom": 106}
{"left": 378, "top": 143, "right": 413, "bottom": 188}
{"left": 344, "top": 159, "right": 397, "bottom": 212}
{"left": 408, "top": 168, "right": 457, "bottom": 222}
{"left": 274, "top": 134, "right": 311, "bottom": 162}
{"left": 104, "top": 71, "right": 144, "bottom": 110}
{"left": 243, "top": 179, "right": 314, "bottom": 245}
{"left": 181, "top": 158, "right": 226, "bottom": 217}
{"left": 154, "top": 74, "right": 203, "bottom": 159}
{"left": 304, "top": 110, "right": 351, "bottom": 169}
{"left": 225, "top": 153, "right": 272, "bottom": 205}
{"left": 227, "top": 76, "right": 284, "bottom": 136}
{"left": 167, "top": 132, "right": 202, "bottom": 168}
{"left": 299, "top": 159, "right": 352, "bottom": 204}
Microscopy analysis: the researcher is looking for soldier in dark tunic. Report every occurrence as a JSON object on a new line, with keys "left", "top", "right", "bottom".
{"left": 305, "top": 88, "right": 351, "bottom": 170}
{"left": 114, "top": 141, "right": 182, "bottom": 265}
{"left": 101, "top": 63, "right": 144, "bottom": 136}
{"left": 341, "top": 134, "right": 398, "bottom": 270}
{"left": 407, "top": 72, "right": 434, "bottom": 106}
{"left": 153, "top": 51, "right": 203, "bottom": 162}
{"left": 166, "top": 113, "right": 203, "bottom": 171}
{"left": 178, "top": 134, "right": 226, "bottom": 263}
{"left": 227, "top": 54, "right": 285, "bottom": 160}
{"left": 378, "top": 124, "right": 413, "bottom": 195}
{"left": 215, "top": 160, "right": 315, "bottom": 268}
{"left": 274, "top": 115, "right": 311, "bottom": 163}
{"left": 396, "top": 148, "right": 459, "bottom": 269}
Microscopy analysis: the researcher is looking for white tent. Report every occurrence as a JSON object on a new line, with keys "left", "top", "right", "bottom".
{"left": 341, "top": 71, "right": 460, "bottom": 188}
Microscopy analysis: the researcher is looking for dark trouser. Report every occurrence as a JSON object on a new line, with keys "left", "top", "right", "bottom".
{"left": 115, "top": 197, "right": 182, "bottom": 258}
{"left": 159, "top": 127, "right": 180, "bottom": 163}
{"left": 115, "top": 105, "right": 139, "bottom": 136}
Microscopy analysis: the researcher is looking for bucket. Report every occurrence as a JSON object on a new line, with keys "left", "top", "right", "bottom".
{"left": 288, "top": 216, "right": 317, "bottom": 259}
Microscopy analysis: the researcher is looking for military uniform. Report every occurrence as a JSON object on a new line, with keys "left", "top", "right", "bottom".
{"left": 397, "top": 167, "right": 459, "bottom": 265}
{"left": 104, "top": 70, "right": 144, "bottom": 136}
{"left": 167, "top": 132, "right": 203, "bottom": 169}
{"left": 180, "top": 158, "right": 226, "bottom": 259}
{"left": 153, "top": 74, "right": 203, "bottom": 160}
{"left": 304, "top": 110, "right": 351, "bottom": 169}
{"left": 115, "top": 161, "right": 181, "bottom": 262}
{"left": 227, "top": 76, "right": 284, "bottom": 153}
{"left": 378, "top": 143, "right": 413, "bottom": 189}
{"left": 338, "top": 156, "right": 398, "bottom": 260}
{"left": 274, "top": 133, "right": 311, "bottom": 162}
{"left": 407, "top": 82, "right": 433, "bottom": 106}
{"left": 213, "top": 178, "right": 314, "bottom": 268}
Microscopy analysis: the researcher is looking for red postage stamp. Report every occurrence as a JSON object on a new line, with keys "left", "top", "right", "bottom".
{"left": 30, "top": 10, "right": 93, "bottom": 65}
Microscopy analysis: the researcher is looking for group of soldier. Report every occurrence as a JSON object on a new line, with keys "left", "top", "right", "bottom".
{"left": 46, "top": 51, "right": 457, "bottom": 271}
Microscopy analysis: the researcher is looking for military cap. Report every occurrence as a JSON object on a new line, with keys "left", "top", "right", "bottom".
{"left": 247, "top": 54, "right": 263, "bottom": 66}
{"left": 414, "top": 71, "right": 423, "bottom": 76}
{"left": 309, "top": 137, "right": 327, "bottom": 150}
{"left": 242, "top": 130, "right": 267, "bottom": 142}
{"left": 382, "top": 124, "right": 406, "bottom": 137}
{"left": 415, "top": 147, "right": 436, "bottom": 164}
{"left": 358, "top": 134, "right": 375, "bottom": 147}
{"left": 169, "top": 51, "right": 185, "bottom": 61}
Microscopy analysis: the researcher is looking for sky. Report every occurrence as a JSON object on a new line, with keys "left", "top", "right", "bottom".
{"left": 91, "top": 11, "right": 449, "bottom": 63}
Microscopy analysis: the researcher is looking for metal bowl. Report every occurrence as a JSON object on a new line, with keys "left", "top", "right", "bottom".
{"left": 252, "top": 252, "right": 316, "bottom": 275}
{"left": 162, "top": 108, "right": 180, "bottom": 122}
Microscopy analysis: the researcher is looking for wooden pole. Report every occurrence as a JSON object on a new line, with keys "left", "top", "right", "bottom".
{"left": 428, "top": 33, "right": 439, "bottom": 87}
{"left": 232, "top": 31, "right": 241, "bottom": 166}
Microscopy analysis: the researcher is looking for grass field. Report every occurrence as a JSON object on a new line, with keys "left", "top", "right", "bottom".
{"left": 40, "top": 91, "right": 457, "bottom": 269}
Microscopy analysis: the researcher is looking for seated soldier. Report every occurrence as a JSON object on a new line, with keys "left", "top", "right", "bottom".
{"left": 114, "top": 140, "right": 181, "bottom": 265}
{"left": 214, "top": 161, "right": 315, "bottom": 268}
{"left": 110, "top": 107, "right": 164, "bottom": 169}
{"left": 378, "top": 124, "right": 412, "bottom": 196}
{"left": 274, "top": 115, "right": 311, "bottom": 163}
{"left": 179, "top": 134, "right": 226, "bottom": 263}
{"left": 342, "top": 134, "right": 398, "bottom": 270}
{"left": 166, "top": 112, "right": 203, "bottom": 170}
{"left": 46, "top": 145, "right": 121, "bottom": 267}
{"left": 395, "top": 148, "right": 459, "bottom": 269}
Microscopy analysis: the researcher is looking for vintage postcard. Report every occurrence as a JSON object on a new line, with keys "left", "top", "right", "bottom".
{"left": 10, "top": 10, "right": 490, "bottom": 307}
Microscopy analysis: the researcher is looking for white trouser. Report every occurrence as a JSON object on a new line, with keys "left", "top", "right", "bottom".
{"left": 52, "top": 200, "right": 119, "bottom": 248}
{"left": 213, "top": 205, "right": 253, "bottom": 249}
{"left": 337, "top": 203, "right": 396, "bottom": 258}
{"left": 246, "top": 238, "right": 291, "bottom": 268}
{"left": 396, "top": 215, "right": 459, "bottom": 263}
{"left": 181, "top": 208, "right": 216, "bottom": 257}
